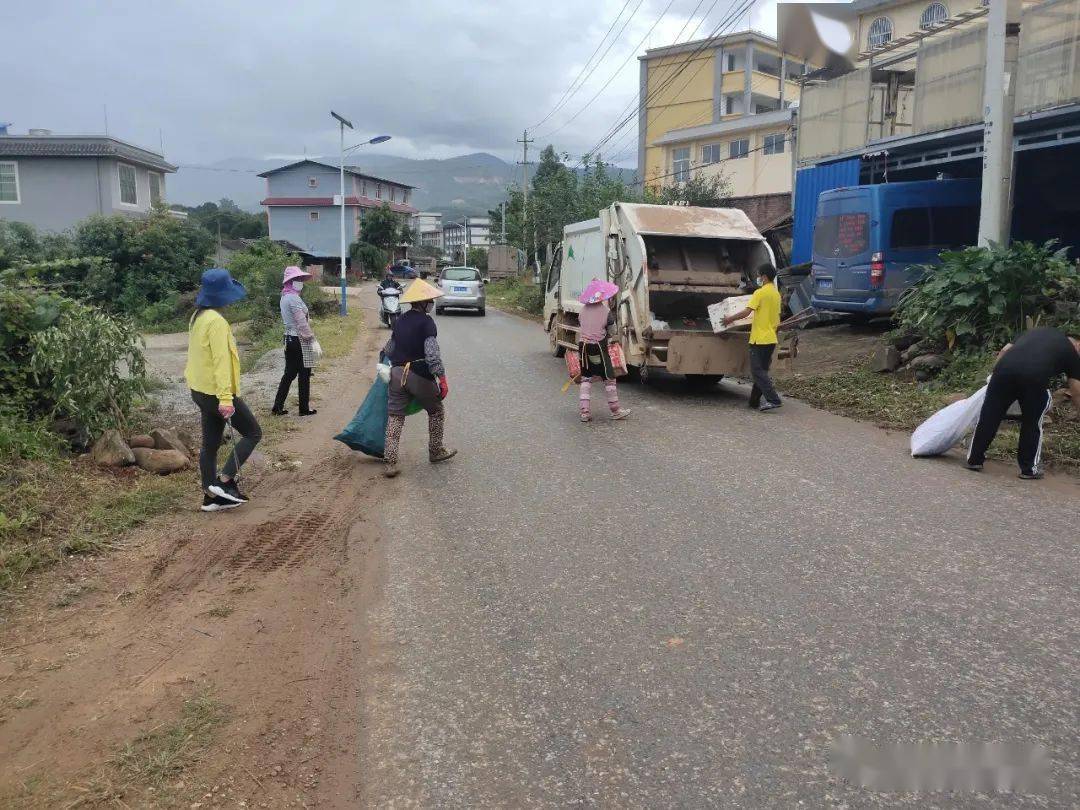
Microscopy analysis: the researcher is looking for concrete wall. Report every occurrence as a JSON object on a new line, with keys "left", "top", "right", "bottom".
{"left": 0, "top": 156, "right": 164, "bottom": 232}
{"left": 268, "top": 205, "right": 357, "bottom": 258}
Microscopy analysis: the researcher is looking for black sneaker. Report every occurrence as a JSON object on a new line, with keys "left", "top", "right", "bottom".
{"left": 201, "top": 494, "right": 241, "bottom": 512}
{"left": 1018, "top": 471, "right": 1044, "bottom": 480}
{"left": 271, "top": 407, "right": 289, "bottom": 415}
{"left": 965, "top": 462, "right": 984, "bottom": 472}
{"left": 209, "top": 478, "right": 248, "bottom": 504}
{"left": 299, "top": 409, "right": 318, "bottom": 416}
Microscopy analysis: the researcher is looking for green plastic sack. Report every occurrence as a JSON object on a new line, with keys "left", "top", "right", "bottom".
{"left": 334, "top": 377, "right": 389, "bottom": 457}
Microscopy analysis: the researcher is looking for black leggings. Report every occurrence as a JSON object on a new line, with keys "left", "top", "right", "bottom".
{"left": 272, "top": 336, "right": 312, "bottom": 412}
{"left": 191, "top": 391, "right": 262, "bottom": 490}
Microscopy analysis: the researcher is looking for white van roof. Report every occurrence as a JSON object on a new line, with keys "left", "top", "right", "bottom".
{"left": 615, "top": 203, "right": 764, "bottom": 241}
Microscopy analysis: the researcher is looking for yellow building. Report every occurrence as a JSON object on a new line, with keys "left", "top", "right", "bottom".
{"left": 637, "top": 30, "right": 809, "bottom": 194}
{"left": 852, "top": 0, "right": 987, "bottom": 55}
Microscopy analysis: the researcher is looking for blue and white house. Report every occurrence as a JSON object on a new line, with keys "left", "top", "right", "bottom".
{"left": 258, "top": 159, "right": 417, "bottom": 261}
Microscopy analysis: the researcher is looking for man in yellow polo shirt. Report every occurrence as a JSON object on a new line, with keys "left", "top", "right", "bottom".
{"left": 723, "top": 265, "right": 783, "bottom": 412}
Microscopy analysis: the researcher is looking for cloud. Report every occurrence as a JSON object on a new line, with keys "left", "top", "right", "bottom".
{"left": 2, "top": 0, "right": 776, "bottom": 167}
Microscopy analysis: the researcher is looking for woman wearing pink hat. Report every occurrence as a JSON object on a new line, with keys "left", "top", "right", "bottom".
{"left": 272, "top": 265, "right": 321, "bottom": 416}
{"left": 576, "top": 278, "right": 630, "bottom": 423}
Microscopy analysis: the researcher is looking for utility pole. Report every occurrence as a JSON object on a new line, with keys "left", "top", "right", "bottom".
{"left": 978, "top": 0, "right": 1022, "bottom": 247}
{"left": 517, "top": 129, "right": 533, "bottom": 255}
{"left": 500, "top": 201, "right": 506, "bottom": 243}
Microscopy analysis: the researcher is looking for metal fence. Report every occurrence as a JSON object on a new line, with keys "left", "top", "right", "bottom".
{"left": 1017, "top": 0, "right": 1080, "bottom": 114}
{"left": 913, "top": 24, "right": 987, "bottom": 134}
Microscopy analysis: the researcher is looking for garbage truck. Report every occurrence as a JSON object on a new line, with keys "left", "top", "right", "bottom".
{"left": 543, "top": 202, "right": 795, "bottom": 384}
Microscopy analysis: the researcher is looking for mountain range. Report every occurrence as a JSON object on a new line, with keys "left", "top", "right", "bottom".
{"left": 168, "top": 153, "right": 635, "bottom": 218}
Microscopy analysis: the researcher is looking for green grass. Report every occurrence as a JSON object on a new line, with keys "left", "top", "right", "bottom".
{"left": 114, "top": 689, "right": 227, "bottom": 788}
{"left": 486, "top": 279, "right": 544, "bottom": 320}
{"left": 1, "top": 453, "right": 192, "bottom": 596}
{"left": 238, "top": 307, "right": 362, "bottom": 372}
{"left": 782, "top": 356, "right": 1080, "bottom": 471}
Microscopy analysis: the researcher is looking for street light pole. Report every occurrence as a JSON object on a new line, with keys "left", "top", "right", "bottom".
{"left": 331, "top": 111, "right": 354, "bottom": 316}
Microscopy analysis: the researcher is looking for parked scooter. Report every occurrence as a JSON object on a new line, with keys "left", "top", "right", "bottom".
{"left": 378, "top": 285, "right": 401, "bottom": 328}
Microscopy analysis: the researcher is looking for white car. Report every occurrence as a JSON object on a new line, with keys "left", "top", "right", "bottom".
{"left": 436, "top": 266, "right": 486, "bottom": 316}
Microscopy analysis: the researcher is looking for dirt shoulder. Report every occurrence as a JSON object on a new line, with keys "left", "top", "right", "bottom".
{"left": 0, "top": 305, "right": 387, "bottom": 808}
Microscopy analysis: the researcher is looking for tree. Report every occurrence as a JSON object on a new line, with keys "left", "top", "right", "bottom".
{"left": 350, "top": 241, "right": 387, "bottom": 274}
{"left": 466, "top": 247, "right": 488, "bottom": 271}
{"left": 644, "top": 173, "right": 731, "bottom": 207}
{"left": 360, "top": 203, "right": 406, "bottom": 252}
{"left": 171, "top": 198, "right": 268, "bottom": 240}
{"left": 530, "top": 146, "right": 579, "bottom": 253}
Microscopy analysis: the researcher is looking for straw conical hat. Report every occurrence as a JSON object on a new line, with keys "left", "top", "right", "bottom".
{"left": 400, "top": 278, "right": 444, "bottom": 303}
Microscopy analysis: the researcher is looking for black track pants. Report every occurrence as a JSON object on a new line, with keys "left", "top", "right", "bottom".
{"left": 967, "top": 371, "right": 1052, "bottom": 475}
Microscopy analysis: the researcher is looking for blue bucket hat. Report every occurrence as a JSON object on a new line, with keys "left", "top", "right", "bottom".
{"left": 195, "top": 268, "right": 247, "bottom": 308}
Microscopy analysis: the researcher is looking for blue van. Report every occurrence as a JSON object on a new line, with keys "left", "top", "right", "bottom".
{"left": 810, "top": 179, "right": 980, "bottom": 314}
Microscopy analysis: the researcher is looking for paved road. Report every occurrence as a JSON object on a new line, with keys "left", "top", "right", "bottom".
{"left": 358, "top": 308, "right": 1078, "bottom": 808}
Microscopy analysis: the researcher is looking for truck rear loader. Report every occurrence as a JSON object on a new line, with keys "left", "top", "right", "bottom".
{"left": 543, "top": 203, "right": 794, "bottom": 384}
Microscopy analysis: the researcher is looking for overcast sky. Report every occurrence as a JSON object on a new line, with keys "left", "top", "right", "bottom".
{"left": 3, "top": 0, "right": 779, "bottom": 168}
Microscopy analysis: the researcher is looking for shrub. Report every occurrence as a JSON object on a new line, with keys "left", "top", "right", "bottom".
{"left": 0, "top": 283, "right": 145, "bottom": 436}
{"left": 227, "top": 239, "right": 304, "bottom": 339}
{"left": 30, "top": 302, "right": 147, "bottom": 435}
{"left": 896, "top": 241, "right": 1080, "bottom": 351}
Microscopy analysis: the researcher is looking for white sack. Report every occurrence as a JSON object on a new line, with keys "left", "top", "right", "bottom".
{"left": 910, "top": 385, "right": 988, "bottom": 457}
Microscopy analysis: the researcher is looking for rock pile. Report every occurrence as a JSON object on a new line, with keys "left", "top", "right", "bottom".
{"left": 89, "top": 427, "right": 196, "bottom": 475}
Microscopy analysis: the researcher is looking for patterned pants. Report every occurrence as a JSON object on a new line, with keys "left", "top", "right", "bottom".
{"left": 384, "top": 406, "right": 446, "bottom": 465}
{"left": 579, "top": 377, "right": 620, "bottom": 417}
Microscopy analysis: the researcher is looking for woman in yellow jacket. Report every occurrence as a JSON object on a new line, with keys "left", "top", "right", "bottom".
{"left": 184, "top": 268, "right": 263, "bottom": 512}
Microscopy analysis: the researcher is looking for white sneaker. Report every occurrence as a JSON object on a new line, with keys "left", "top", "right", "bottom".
{"left": 611, "top": 409, "right": 631, "bottom": 420}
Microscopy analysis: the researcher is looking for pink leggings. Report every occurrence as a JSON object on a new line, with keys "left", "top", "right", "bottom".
{"left": 579, "top": 377, "right": 620, "bottom": 416}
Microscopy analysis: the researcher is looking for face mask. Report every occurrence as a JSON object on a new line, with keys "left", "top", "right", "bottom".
{"left": 291, "top": 280, "right": 304, "bottom": 292}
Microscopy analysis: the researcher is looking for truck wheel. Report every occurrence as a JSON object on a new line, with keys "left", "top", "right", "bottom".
{"left": 685, "top": 374, "right": 723, "bottom": 389}
{"left": 549, "top": 319, "right": 565, "bottom": 357}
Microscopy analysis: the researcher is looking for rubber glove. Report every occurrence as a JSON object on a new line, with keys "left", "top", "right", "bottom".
{"left": 438, "top": 376, "right": 449, "bottom": 400}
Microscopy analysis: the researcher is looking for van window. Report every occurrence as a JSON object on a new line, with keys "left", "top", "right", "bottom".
{"left": 891, "top": 208, "right": 932, "bottom": 249}
{"left": 931, "top": 206, "right": 979, "bottom": 248}
{"left": 891, "top": 205, "right": 979, "bottom": 250}
{"left": 814, "top": 213, "right": 869, "bottom": 258}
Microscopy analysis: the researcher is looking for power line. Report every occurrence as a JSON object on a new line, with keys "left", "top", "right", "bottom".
{"left": 530, "top": 0, "right": 636, "bottom": 131}
{"left": 583, "top": 0, "right": 754, "bottom": 162}
{"left": 533, "top": 0, "right": 679, "bottom": 141}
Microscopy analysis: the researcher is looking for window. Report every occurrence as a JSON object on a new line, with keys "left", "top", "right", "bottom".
{"left": 309, "top": 211, "right": 320, "bottom": 221}
{"left": 763, "top": 133, "right": 785, "bottom": 155}
{"left": 701, "top": 143, "right": 722, "bottom": 164}
{"left": 118, "top": 163, "right": 138, "bottom": 205}
{"left": 868, "top": 17, "right": 893, "bottom": 49}
{"left": 729, "top": 139, "right": 749, "bottom": 159}
{"left": 890, "top": 208, "right": 932, "bottom": 249}
{"left": 724, "top": 96, "right": 738, "bottom": 115}
{"left": 308, "top": 176, "right": 318, "bottom": 188}
{"left": 149, "top": 173, "right": 163, "bottom": 205}
{"left": 930, "top": 205, "right": 979, "bottom": 248}
{"left": 891, "top": 206, "right": 978, "bottom": 250}
{"left": 442, "top": 267, "right": 480, "bottom": 281}
{"left": 920, "top": 2, "right": 948, "bottom": 28}
{"left": 0, "top": 162, "right": 19, "bottom": 203}
{"left": 403, "top": 190, "right": 410, "bottom": 204}
{"left": 672, "top": 147, "right": 691, "bottom": 182}
{"left": 376, "top": 184, "right": 383, "bottom": 200}
{"left": 726, "top": 53, "right": 736, "bottom": 71}
{"left": 813, "top": 213, "right": 870, "bottom": 258}
{"left": 390, "top": 187, "right": 396, "bottom": 203}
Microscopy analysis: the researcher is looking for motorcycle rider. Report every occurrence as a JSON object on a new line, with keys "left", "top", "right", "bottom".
{"left": 378, "top": 271, "right": 404, "bottom": 327}
{"left": 379, "top": 270, "right": 403, "bottom": 292}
